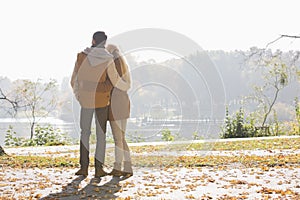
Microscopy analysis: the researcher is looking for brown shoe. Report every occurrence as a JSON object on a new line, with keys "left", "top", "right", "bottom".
{"left": 122, "top": 171, "right": 133, "bottom": 178}
{"left": 75, "top": 168, "right": 88, "bottom": 176}
{"left": 94, "top": 159, "right": 107, "bottom": 178}
{"left": 108, "top": 169, "right": 123, "bottom": 177}
{"left": 122, "top": 161, "right": 133, "bottom": 177}
{"left": 95, "top": 167, "right": 107, "bottom": 178}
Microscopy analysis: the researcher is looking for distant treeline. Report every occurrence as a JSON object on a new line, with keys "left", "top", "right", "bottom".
{"left": 1, "top": 49, "right": 299, "bottom": 121}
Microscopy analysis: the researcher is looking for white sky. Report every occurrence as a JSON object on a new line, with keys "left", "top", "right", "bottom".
{"left": 0, "top": 0, "right": 299, "bottom": 83}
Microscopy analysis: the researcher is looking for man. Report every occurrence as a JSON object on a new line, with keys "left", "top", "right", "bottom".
{"left": 70, "top": 31, "right": 129, "bottom": 178}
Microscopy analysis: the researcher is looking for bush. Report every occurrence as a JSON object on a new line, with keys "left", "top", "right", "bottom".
{"left": 4, "top": 125, "right": 23, "bottom": 147}
{"left": 277, "top": 98, "right": 300, "bottom": 136}
{"left": 221, "top": 107, "right": 257, "bottom": 138}
{"left": 31, "top": 124, "right": 71, "bottom": 146}
{"left": 4, "top": 124, "right": 72, "bottom": 147}
{"left": 278, "top": 121, "right": 300, "bottom": 136}
{"left": 192, "top": 132, "right": 203, "bottom": 140}
{"left": 161, "top": 129, "right": 175, "bottom": 141}
{"left": 220, "top": 106, "right": 300, "bottom": 138}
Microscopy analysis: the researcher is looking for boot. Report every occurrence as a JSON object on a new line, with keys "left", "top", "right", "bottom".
{"left": 77, "top": 141, "right": 89, "bottom": 176}
{"left": 75, "top": 168, "right": 88, "bottom": 176}
{"left": 95, "top": 159, "right": 107, "bottom": 178}
{"left": 108, "top": 162, "right": 123, "bottom": 177}
{"left": 122, "top": 161, "right": 133, "bottom": 177}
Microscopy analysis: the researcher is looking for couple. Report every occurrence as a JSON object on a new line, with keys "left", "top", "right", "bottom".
{"left": 70, "top": 31, "right": 132, "bottom": 178}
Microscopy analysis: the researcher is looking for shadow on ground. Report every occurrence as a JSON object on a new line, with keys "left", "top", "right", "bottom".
{"left": 41, "top": 175, "right": 130, "bottom": 200}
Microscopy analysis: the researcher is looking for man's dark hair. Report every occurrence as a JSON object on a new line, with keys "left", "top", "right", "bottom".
{"left": 93, "top": 31, "right": 107, "bottom": 47}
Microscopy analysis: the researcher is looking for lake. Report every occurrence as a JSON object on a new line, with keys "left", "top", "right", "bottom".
{"left": 0, "top": 117, "right": 223, "bottom": 145}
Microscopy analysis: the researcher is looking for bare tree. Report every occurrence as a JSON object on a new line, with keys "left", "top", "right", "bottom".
{"left": 0, "top": 87, "right": 19, "bottom": 155}
{"left": 0, "top": 88, "right": 18, "bottom": 115}
{"left": 14, "top": 79, "right": 58, "bottom": 139}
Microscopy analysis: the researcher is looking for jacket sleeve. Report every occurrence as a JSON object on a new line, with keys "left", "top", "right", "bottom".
{"left": 96, "top": 77, "right": 113, "bottom": 92}
{"left": 70, "top": 53, "right": 81, "bottom": 89}
{"left": 107, "top": 61, "right": 131, "bottom": 91}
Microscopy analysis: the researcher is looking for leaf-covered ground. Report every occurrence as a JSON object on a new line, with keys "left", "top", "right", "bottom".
{"left": 0, "top": 136, "right": 299, "bottom": 199}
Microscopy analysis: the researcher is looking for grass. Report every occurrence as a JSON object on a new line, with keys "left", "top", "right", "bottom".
{"left": 0, "top": 155, "right": 79, "bottom": 168}
{"left": 129, "top": 137, "right": 300, "bottom": 152}
{"left": 133, "top": 154, "right": 300, "bottom": 168}
{"left": 0, "top": 137, "right": 299, "bottom": 169}
{"left": 1, "top": 153, "right": 299, "bottom": 169}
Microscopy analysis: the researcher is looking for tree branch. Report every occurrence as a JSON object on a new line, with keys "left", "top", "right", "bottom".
{"left": 266, "top": 34, "right": 300, "bottom": 49}
{"left": 0, "top": 88, "right": 19, "bottom": 115}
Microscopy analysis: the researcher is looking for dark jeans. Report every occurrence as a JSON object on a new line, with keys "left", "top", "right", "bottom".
{"left": 79, "top": 106, "right": 108, "bottom": 168}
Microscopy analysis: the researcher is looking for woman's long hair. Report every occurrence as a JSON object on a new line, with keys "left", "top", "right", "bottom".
{"left": 107, "top": 44, "right": 131, "bottom": 84}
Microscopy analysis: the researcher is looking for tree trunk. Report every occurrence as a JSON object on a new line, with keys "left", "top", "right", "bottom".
{"left": 30, "top": 122, "right": 35, "bottom": 139}
{"left": 261, "top": 87, "right": 280, "bottom": 127}
{"left": 0, "top": 145, "right": 6, "bottom": 156}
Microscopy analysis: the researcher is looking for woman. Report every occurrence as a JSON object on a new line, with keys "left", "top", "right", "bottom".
{"left": 106, "top": 44, "right": 133, "bottom": 177}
